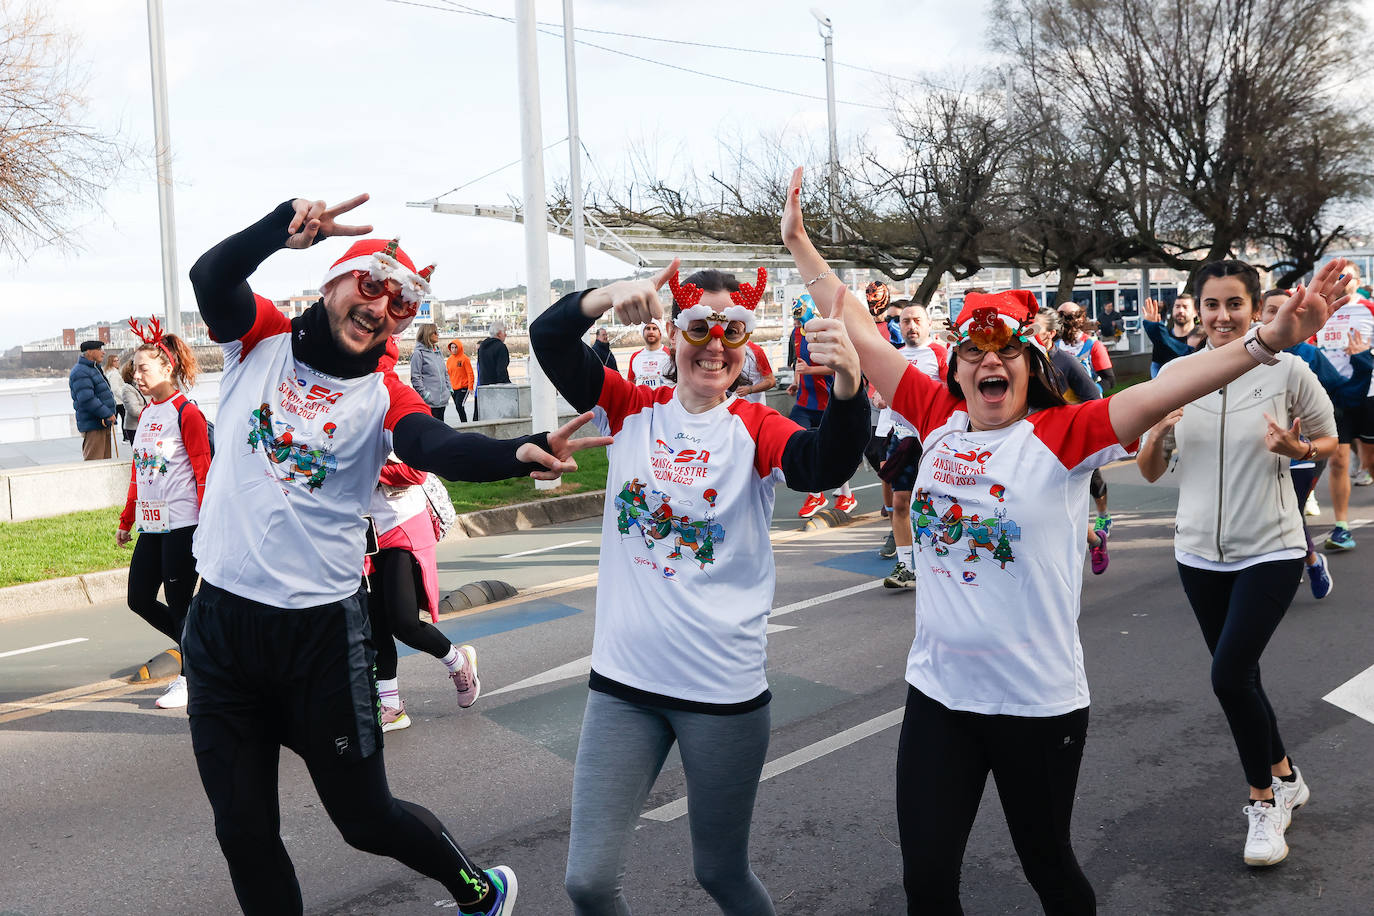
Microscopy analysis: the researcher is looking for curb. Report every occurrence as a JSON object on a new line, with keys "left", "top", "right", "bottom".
{"left": 0, "top": 490, "right": 609, "bottom": 622}
{"left": 802, "top": 507, "right": 858, "bottom": 531}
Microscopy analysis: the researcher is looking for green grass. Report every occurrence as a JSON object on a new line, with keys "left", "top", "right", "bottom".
{"left": 0, "top": 507, "right": 133, "bottom": 588}
{"left": 441, "top": 446, "right": 609, "bottom": 513}
{"left": 0, "top": 450, "right": 612, "bottom": 588}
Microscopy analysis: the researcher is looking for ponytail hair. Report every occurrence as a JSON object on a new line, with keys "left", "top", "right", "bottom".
{"left": 134, "top": 333, "right": 199, "bottom": 390}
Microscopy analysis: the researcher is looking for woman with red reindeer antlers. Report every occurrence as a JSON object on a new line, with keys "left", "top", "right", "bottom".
{"left": 115, "top": 317, "right": 209, "bottom": 710}
{"left": 780, "top": 164, "right": 1354, "bottom": 914}
{"left": 531, "top": 258, "right": 868, "bottom": 915}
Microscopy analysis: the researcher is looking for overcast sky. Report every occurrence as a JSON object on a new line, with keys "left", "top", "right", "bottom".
{"left": 2, "top": 0, "right": 1368, "bottom": 350}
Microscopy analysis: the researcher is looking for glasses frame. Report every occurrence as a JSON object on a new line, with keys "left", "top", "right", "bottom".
{"left": 678, "top": 320, "right": 752, "bottom": 349}
{"left": 954, "top": 339, "right": 1027, "bottom": 363}
{"left": 352, "top": 271, "right": 417, "bottom": 321}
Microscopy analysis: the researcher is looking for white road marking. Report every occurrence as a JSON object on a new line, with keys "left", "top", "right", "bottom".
{"left": 1323, "top": 663, "right": 1374, "bottom": 726}
{"left": 0, "top": 637, "right": 88, "bottom": 659}
{"left": 483, "top": 582, "right": 878, "bottom": 698}
{"left": 849, "top": 482, "right": 883, "bottom": 492}
{"left": 497, "top": 539, "right": 591, "bottom": 559}
{"left": 641, "top": 707, "right": 905, "bottom": 822}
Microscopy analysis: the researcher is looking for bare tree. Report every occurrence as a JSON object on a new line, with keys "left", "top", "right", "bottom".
{"left": 0, "top": 1, "right": 125, "bottom": 256}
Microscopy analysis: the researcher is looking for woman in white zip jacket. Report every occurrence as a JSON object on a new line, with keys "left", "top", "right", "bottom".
{"left": 1137, "top": 260, "right": 1337, "bottom": 869}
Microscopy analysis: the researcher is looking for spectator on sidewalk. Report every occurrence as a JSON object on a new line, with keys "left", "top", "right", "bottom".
{"left": 446, "top": 340, "right": 474, "bottom": 422}
{"left": 118, "top": 356, "right": 146, "bottom": 446}
{"left": 409, "top": 323, "right": 450, "bottom": 421}
{"left": 474, "top": 321, "right": 510, "bottom": 421}
{"left": 69, "top": 340, "right": 117, "bottom": 460}
{"left": 591, "top": 327, "right": 619, "bottom": 372}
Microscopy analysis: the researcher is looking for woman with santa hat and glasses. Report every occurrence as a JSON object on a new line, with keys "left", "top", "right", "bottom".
{"left": 780, "top": 165, "right": 1351, "bottom": 914}
{"left": 531, "top": 257, "right": 868, "bottom": 915}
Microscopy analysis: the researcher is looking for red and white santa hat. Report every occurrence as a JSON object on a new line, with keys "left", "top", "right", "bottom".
{"left": 952, "top": 289, "right": 1039, "bottom": 352}
{"left": 669, "top": 267, "right": 768, "bottom": 334}
{"left": 320, "top": 238, "right": 435, "bottom": 330}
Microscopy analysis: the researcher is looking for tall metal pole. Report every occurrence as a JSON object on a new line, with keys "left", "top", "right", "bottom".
{"left": 146, "top": 0, "right": 181, "bottom": 337}
{"left": 563, "top": 0, "right": 587, "bottom": 291}
{"left": 515, "top": 0, "right": 559, "bottom": 490}
{"left": 816, "top": 13, "right": 840, "bottom": 245}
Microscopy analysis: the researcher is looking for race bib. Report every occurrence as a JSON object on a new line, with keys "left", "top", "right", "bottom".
{"left": 135, "top": 499, "right": 170, "bottom": 534}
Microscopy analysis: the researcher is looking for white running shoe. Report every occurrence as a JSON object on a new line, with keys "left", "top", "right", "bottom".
{"left": 1272, "top": 767, "right": 1310, "bottom": 830}
{"left": 155, "top": 675, "right": 188, "bottom": 709}
{"left": 1242, "top": 801, "right": 1288, "bottom": 866}
{"left": 1354, "top": 469, "right": 1374, "bottom": 487}
{"left": 1304, "top": 492, "right": 1320, "bottom": 516}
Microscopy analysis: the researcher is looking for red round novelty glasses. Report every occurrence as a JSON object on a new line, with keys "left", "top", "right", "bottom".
{"left": 352, "top": 271, "right": 417, "bottom": 321}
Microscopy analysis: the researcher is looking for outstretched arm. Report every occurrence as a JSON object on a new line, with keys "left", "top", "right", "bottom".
{"left": 1110, "top": 262, "right": 1350, "bottom": 444}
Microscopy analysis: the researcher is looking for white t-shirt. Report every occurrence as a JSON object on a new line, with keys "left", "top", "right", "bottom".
{"left": 591, "top": 369, "right": 803, "bottom": 704}
{"left": 878, "top": 342, "right": 946, "bottom": 437}
{"left": 627, "top": 347, "right": 673, "bottom": 389}
{"left": 738, "top": 341, "right": 775, "bottom": 404}
{"left": 1316, "top": 299, "right": 1374, "bottom": 394}
{"left": 891, "top": 367, "right": 1132, "bottom": 716}
{"left": 193, "top": 297, "right": 430, "bottom": 607}
{"left": 130, "top": 393, "right": 202, "bottom": 531}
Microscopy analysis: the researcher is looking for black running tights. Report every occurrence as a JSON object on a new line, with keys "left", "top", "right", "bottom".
{"left": 368, "top": 548, "right": 453, "bottom": 681}
{"left": 192, "top": 726, "right": 492, "bottom": 915}
{"left": 1176, "top": 559, "right": 1303, "bottom": 790}
{"left": 896, "top": 685, "right": 1094, "bottom": 915}
{"left": 126, "top": 525, "right": 198, "bottom": 648}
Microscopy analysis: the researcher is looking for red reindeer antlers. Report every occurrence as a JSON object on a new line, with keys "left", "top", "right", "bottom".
{"left": 128, "top": 315, "right": 164, "bottom": 344}
{"left": 730, "top": 267, "right": 767, "bottom": 310}
{"left": 668, "top": 271, "right": 704, "bottom": 309}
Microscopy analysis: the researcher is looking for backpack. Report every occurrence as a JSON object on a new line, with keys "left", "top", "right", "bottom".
{"left": 176, "top": 397, "right": 216, "bottom": 456}
{"left": 421, "top": 473, "right": 457, "bottom": 540}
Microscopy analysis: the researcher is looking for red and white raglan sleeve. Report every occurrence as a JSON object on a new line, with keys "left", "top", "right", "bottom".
{"left": 215, "top": 294, "right": 291, "bottom": 361}
{"left": 1029, "top": 398, "right": 1138, "bottom": 472}
{"left": 1089, "top": 340, "right": 1113, "bottom": 372}
{"left": 383, "top": 371, "right": 434, "bottom": 432}
{"left": 890, "top": 363, "right": 962, "bottom": 439}
{"left": 595, "top": 367, "right": 668, "bottom": 436}
{"left": 177, "top": 401, "right": 213, "bottom": 507}
{"left": 627, "top": 350, "right": 641, "bottom": 384}
{"left": 119, "top": 462, "right": 137, "bottom": 531}
{"left": 930, "top": 342, "right": 949, "bottom": 379}
{"left": 728, "top": 401, "right": 805, "bottom": 480}
{"left": 752, "top": 342, "right": 773, "bottom": 377}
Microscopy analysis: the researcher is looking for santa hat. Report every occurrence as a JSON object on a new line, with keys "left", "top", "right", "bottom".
{"left": 952, "top": 290, "right": 1039, "bottom": 352}
{"left": 669, "top": 267, "right": 766, "bottom": 334}
{"left": 320, "top": 238, "right": 435, "bottom": 332}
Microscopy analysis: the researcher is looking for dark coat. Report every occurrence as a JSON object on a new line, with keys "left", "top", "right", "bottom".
{"left": 476, "top": 336, "right": 511, "bottom": 385}
{"left": 69, "top": 356, "right": 117, "bottom": 432}
{"left": 591, "top": 339, "right": 618, "bottom": 373}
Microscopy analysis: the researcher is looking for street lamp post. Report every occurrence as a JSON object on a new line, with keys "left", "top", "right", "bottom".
{"left": 563, "top": 0, "right": 587, "bottom": 291}
{"left": 810, "top": 8, "right": 839, "bottom": 246}
{"left": 146, "top": 0, "right": 181, "bottom": 337}
{"left": 514, "top": 0, "right": 559, "bottom": 490}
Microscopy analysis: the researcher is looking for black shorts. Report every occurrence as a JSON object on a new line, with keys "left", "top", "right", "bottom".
{"left": 183, "top": 580, "right": 381, "bottom": 766}
{"left": 884, "top": 435, "right": 922, "bottom": 493}
{"left": 1333, "top": 399, "right": 1374, "bottom": 444}
{"left": 864, "top": 431, "right": 889, "bottom": 475}
{"left": 1090, "top": 467, "right": 1108, "bottom": 501}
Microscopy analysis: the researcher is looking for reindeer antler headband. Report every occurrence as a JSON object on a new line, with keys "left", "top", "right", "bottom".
{"left": 669, "top": 267, "right": 767, "bottom": 333}
{"left": 128, "top": 315, "right": 176, "bottom": 367}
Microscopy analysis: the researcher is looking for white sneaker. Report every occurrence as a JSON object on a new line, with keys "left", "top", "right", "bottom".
{"left": 155, "top": 675, "right": 188, "bottom": 709}
{"left": 1304, "top": 492, "right": 1320, "bottom": 516}
{"left": 1272, "top": 767, "right": 1310, "bottom": 830}
{"left": 1243, "top": 801, "right": 1288, "bottom": 866}
{"left": 1354, "top": 469, "right": 1374, "bottom": 487}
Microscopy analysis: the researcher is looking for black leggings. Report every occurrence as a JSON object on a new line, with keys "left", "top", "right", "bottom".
{"left": 368, "top": 548, "right": 453, "bottom": 681}
{"left": 430, "top": 403, "right": 446, "bottom": 422}
{"left": 451, "top": 388, "right": 469, "bottom": 423}
{"left": 1289, "top": 460, "right": 1326, "bottom": 555}
{"left": 1176, "top": 559, "right": 1303, "bottom": 789}
{"left": 896, "top": 685, "right": 1094, "bottom": 915}
{"left": 127, "top": 525, "right": 198, "bottom": 650}
{"left": 193, "top": 721, "right": 489, "bottom": 914}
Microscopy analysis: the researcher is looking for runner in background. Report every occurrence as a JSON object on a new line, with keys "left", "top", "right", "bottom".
{"left": 1056, "top": 302, "right": 1117, "bottom": 552}
{"left": 789, "top": 293, "right": 858, "bottom": 517}
{"left": 627, "top": 319, "right": 673, "bottom": 388}
{"left": 736, "top": 337, "right": 776, "bottom": 404}
{"left": 1314, "top": 264, "right": 1374, "bottom": 550}
{"left": 1143, "top": 295, "right": 1203, "bottom": 377}
{"left": 116, "top": 320, "right": 209, "bottom": 710}
{"left": 530, "top": 258, "right": 867, "bottom": 916}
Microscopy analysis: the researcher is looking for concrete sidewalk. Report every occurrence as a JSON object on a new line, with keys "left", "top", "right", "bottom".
{"left": 0, "top": 489, "right": 609, "bottom": 622}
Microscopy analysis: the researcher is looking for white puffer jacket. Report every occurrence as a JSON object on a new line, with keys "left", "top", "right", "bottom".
{"left": 1159, "top": 350, "right": 1336, "bottom": 563}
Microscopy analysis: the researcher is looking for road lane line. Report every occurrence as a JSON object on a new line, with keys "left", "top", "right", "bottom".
{"left": 0, "top": 637, "right": 89, "bottom": 659}
{"left": 641, "top": 707, "right": 905, "bottom": 822}
{"left": 1323, "top": 662, "right": 1374, "bottom": 725}
{"left": 498, "top": 539, "right": 591, "bottom": 559}
{"left": 771, "top": 580, "right": 883, "bottom": 618}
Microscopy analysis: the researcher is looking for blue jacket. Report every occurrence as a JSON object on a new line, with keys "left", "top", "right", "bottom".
{"left": 68, "top": 356, "right": 117, "bottom": 432}
{"left": 1286, "top": 342, "right": 1374, "bottom": 409}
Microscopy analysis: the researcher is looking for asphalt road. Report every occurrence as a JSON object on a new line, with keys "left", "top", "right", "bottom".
{"left": 3, "top": 465, "right": 1374, "bottom": 915}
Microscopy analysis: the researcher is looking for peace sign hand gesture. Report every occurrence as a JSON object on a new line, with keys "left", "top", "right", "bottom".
{"left": 285, "top": 194, "right": 374, "bottom": 249}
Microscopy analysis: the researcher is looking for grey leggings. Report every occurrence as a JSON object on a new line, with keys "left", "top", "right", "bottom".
{"left": 565, "top": 689, "right": 776, "bottom": 916}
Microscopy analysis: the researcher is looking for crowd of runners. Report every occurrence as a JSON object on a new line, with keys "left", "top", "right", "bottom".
{"left": 103, "top": 170, "right": 1374, "bottom": 915}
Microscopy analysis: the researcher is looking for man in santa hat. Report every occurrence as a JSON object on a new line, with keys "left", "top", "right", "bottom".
{"left": 182, "top": 194, "right": 604, "bottom": 916}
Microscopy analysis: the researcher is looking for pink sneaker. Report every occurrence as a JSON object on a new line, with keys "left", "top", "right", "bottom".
{"left": 380, "top": 704, "right": 411, "bottom": 733}
{"left": 451, "top": 644, "right": 481, "bottom": 709}
{"left": 1090, "top": 529, "right": 1109, "bottom": 575}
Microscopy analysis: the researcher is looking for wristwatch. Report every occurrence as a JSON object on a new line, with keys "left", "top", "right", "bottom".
{"left": 1243, "top": 325, "right": 1280, "bottom": 365}
{"left": 1298, "top": 435, "right": 1318, "bottom": 461}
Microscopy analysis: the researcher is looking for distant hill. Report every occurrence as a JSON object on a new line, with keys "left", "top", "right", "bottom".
{"left": 452, "top": 277, "right": 630, "bottom": 304}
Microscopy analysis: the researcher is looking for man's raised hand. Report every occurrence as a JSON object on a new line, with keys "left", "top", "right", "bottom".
{"left": 285, "top": 194, "right": 374, "bottom": 249}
